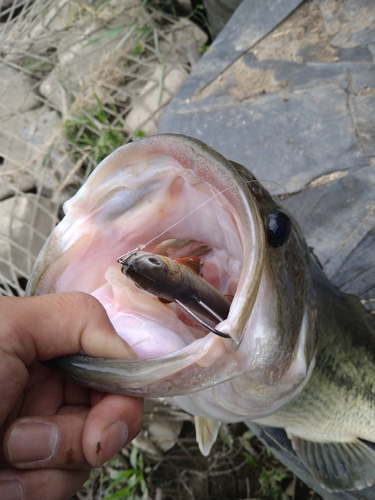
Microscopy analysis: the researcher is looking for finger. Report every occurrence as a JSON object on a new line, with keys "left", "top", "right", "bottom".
{"left": 20, "top": 366, "right": 90, "bottom": 416}
{"left": 0, "top": 468, "right": 89, "bottom": 500}
{"left": 83, "top": 393, "right": 143, "bottom": 466}
{"left": 0, "top": 393, "right": 24, "bottom": 468}
{"left": 3, "top": 411, "right": 91, "bottom": 469}
{"left": 1, "top": 292, "right": 135, "bottom": 364}
{"left": 0, "top": 348, "right": 28, "bottom": 426}
{"left": 19, "top": 368, "right": 63, "bottom": 417}
{"left": 0, "top": 293, "right": 135, "bottom": 423}
{"left": 3, "top": 395, "right": 143, "bottom": 469}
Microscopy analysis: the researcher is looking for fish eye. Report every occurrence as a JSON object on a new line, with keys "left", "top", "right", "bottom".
{"left": 267, "top": 210, "right": 291, "bottom": 247}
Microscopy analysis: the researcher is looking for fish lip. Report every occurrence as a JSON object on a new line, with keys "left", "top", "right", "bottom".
{"left": 27, "top": 133, "right": 265, "bottom": 390}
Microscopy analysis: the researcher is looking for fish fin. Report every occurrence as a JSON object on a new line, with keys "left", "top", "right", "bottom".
{"left": 291, "top": 435, "right": 375, "bottom": 491}
{"left": 195, "top": 416, "right": 221, "bottom": 456}
{"left": 174, "top": 257, "right": 201, "bottom": 275}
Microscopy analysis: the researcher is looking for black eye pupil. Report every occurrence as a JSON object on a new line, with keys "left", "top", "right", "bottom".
{"left": 267, "top": 210, "right": 291, "bottom": 247}
{"left": 148, "top": 257, "right": 161, "bottom": 265}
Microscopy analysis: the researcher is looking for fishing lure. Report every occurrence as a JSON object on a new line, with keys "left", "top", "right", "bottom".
{"left": 118, "top": 250, "right": 232, "bottom": 339}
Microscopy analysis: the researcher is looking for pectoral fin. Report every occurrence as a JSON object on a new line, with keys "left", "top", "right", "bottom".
{"left": 195, "top": 416, "right": 221, "bottom": 456}
{"left": 291, "top": 435, "right": 375, "bottom": 491}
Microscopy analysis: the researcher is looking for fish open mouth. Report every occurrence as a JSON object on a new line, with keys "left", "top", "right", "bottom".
{"left": 99, "top": 171, "right": 245, "bottom": 358}
{"left": 28, "top": 135, "right": 266, "bottom": 396}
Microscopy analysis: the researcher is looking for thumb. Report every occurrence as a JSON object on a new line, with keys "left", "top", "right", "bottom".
{"left": 0, "top": 292, "right": 135, "bottom": 367}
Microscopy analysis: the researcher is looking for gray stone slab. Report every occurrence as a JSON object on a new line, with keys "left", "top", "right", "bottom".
{"left": 333, "top": 226, "right": 375, "bottom": 311}
{"left": 349, "top": 92, "right": 375, "bottom": 157}
{"left": 161, "top": 61, "right": 371, "bottom": 195}
{"left": 175, "top": 0, "right": 304, "bottom": 101}
{"left": 282, "top": 166, "right": 375, "bottom": 310}
{"left": 320, "top": 0, "right": 375, "bottom": 49}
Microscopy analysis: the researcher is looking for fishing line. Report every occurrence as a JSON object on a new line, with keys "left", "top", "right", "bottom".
{"left": 117, "top": 188, "right": 231, "bottom": 263}
{"left": 117, "top": 177, "right": 287, "bottom": 263}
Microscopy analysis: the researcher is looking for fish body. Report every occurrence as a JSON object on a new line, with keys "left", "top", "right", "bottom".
{"left": 253, "top": 261, "right": 375, "bottom": 491}
{"left": 27, "top": 134, "right": 375, "bottom": 492}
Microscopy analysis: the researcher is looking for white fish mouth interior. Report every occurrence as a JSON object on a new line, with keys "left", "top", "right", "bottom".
{"left": 55, "top": 154, "right": 246, "bottom": 360}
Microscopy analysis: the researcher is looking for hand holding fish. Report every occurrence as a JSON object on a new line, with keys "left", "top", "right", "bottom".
{"left": 0, "top": 292, "right": 143, "bottom": 500}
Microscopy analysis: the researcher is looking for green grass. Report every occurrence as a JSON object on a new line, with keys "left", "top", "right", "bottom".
{"left": 258, "top": 467, "right": 292, "bottom": 500}
{"left": 64, "top": 94, "right": 126, "bottom": 172}
{"left": 21, "top": 55, "right": 56, "bottom": 74}
{"left": 132, "top": 26, "right": 155, "bottom": 55}
{"left": 241, "top": 429, "right": 293, "bottom": 500}
{"left": 104, "top": 446, "right": 148, "bottom": 500}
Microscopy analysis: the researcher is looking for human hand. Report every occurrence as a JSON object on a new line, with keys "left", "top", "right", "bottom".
{"left": 0, "top": 292, "right": 143, "bottom": 500}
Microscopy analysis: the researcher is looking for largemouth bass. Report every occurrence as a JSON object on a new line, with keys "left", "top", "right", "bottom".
{"left": 26, "top": 134, "right": 375, "bottom": 493}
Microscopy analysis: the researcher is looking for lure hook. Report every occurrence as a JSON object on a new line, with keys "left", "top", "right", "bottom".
{"left": 175, "top": 299, "right": 231, "bottom": 339}
{"left": 118, "top": 248, "right": 232, "bottom": 340}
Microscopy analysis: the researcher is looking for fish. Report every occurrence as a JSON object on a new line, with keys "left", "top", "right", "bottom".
{"left": 120, "top": 251, "right": 232, "bottom": 338}
{"left": 26, "top": 134, "right": 375, "bottom": 492}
